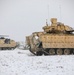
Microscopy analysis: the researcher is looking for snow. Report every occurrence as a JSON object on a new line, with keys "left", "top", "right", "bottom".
{"left": 0, "top": 49, "right": 74, "bottom": 75}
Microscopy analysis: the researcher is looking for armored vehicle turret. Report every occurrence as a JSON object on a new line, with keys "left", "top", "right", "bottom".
{"left": 26, "top": 18, "right": 74, "bottom": 55}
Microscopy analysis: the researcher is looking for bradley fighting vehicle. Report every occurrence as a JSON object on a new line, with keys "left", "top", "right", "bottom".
{"left": 26, "top": 18, "right": 74, "bottom": 55}
{"left": 0, "top": 35, "right": 17, "bottom": 50}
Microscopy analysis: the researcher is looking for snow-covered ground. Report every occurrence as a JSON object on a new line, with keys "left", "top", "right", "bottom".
{"left": 0, "top": 49, "right": 74, "bottom": 75}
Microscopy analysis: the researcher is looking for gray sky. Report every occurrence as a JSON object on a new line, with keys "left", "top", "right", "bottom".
{"left": 0, "top": 0, "right": 74, "bottom": 41}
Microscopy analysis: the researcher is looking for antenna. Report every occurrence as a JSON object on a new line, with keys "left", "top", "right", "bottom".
{"left": 47, "top": 4, "right": 50, "bottom": 25}
{"left": 46, "top": 19, "right": 48, "bottom": 26}
{"left": 59, "top": 5, "right": 62, "bottom": 21}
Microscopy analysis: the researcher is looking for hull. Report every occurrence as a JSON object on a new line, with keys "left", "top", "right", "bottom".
{"left": 40, "top": 34, "right": 74, "bottom": 48}
{"left": 26, "top": 33, "right": 74, "bottom": 56}
{"left": 0, "top": 39, "right": 16, "bottom": 50}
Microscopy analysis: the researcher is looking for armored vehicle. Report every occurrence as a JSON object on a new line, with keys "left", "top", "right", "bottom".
{"left": 0, "top": 35, "right": 17, "bottom": 50}
{"left": 26, "top": 18, "right": 74, "bottom": 55}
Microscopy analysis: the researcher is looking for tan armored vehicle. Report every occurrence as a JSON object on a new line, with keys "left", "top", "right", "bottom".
{"left": 0, "top": 35, "right": 17, "bottom": 50}
{"left": 26, "top": 18, "right": 74, "bottom": 55}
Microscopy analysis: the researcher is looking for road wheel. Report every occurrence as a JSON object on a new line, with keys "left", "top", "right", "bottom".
{"left": 57, "top": 49, "right": 63, "bottom": 55}
{"left": 0, "top": 48, "right": 2, "bottom": 50}
{"left": 64, "top": 49, "right": 70, "bottom": 55}
{"left": 49, "top": 49, "right": 55, "bottom": 55}
{"left": 1, "top": 48, "right": 4, "bottom": 50}
{"left": 73, "top": 49, "right": 74, "bottom": 54}
{"left": 11, "top": 48, "right": 14, "bottom": 50}
{"left": 2, "top": 48, "right": 5, "bottom": 50}
{"left": 7, "top": 48, "right": 11, "bottom": 50}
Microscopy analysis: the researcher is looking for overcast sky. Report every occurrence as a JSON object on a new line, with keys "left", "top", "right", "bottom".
{"left": 0, "top": 0, "right": 74, "bottom": 41}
